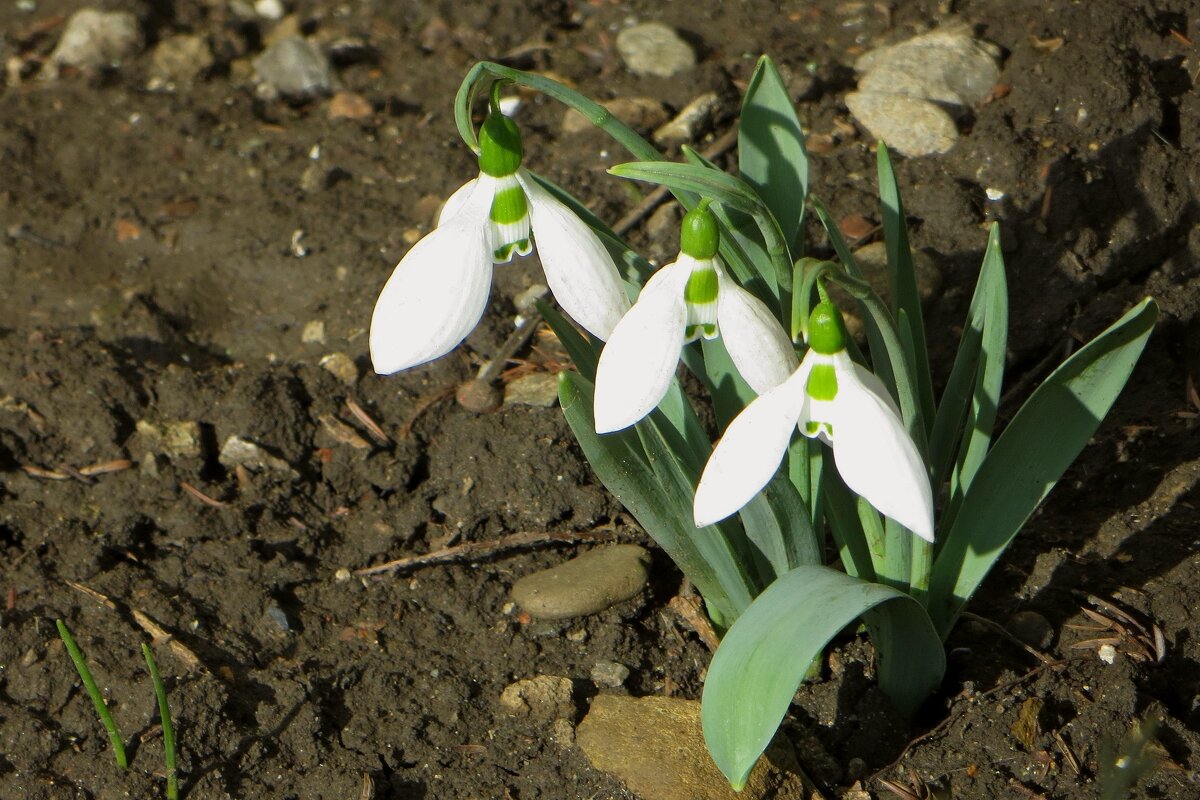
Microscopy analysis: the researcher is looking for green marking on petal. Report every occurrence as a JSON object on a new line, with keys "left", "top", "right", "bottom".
{"left": 683, "top": 263, "right": 718, "bottom": 305}
{"left": 490, "top": 183, "right": 529, "bottom": 225}
{"left": 808, "top": 301, "right": 848, "bottom": 355}
{"left": 806, "top": 362, "right": 838, "bottom": 401}
{"left": 805, "top": 420, "right": 822, "bottom": 435}
{"left": 494, "top": 239, "right": 531, "bottom": 261}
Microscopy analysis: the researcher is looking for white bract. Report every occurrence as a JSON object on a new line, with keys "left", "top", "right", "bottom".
{"left": 694, "top": 301, "right": 935, "bottom": 542}
{"left": 593, "top": 205, "right": 797, "bottom": 433}
{"left": 370, "top": 108, "right": 629, "bottom": 375}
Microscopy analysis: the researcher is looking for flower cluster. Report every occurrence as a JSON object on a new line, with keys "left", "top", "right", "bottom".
{"left": 370, "top": 106, "right": 933, "bottom": 542}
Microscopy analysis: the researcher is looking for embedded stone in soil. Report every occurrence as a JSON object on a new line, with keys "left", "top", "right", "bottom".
{"left": 511, "top": 544, "right": 650, "bottom": 619}
{"left": 576, "top": 694, "right": 812, "bottom": 800}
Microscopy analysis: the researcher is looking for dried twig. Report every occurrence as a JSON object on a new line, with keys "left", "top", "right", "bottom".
{"left": 345, "top": 398, "right": 392, "bottom": 446}
{"left": 179, "top": 481, "right": 227, "bottom": 508}
{"left": 66, "top": 580, "right": 203, "bottom": 672}
{"left": 353, "top": 528, "right": 618, "bottom": 577}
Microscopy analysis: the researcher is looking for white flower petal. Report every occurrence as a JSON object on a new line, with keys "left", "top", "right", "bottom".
{"left": 693, "top": 363, "right": 812, "bottom": 527}
{"left": 715, "top": 264, "right": 799, "bottom": 394}
{"left": 370, "top": 184, "right": 494, "bottom": 374}
{"left": 518, "top": 170, "right": 630, "bottom": 339}
{"left": 593, "top": 261, "right": 691, "bottom": 433}
{"left": 436, "top": 176, "right": 485, "bottom": 226}
{"left": 828, "top": 354, "right": 935, "bottom": 541}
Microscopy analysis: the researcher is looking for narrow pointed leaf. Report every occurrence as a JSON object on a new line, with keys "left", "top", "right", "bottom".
{"left": 739, "top": 55, "right": 809, "bottom": 250}
{"left": 611, "top": 161, "right": 763, "bottom": 214}
{"left": 877, "top": 144, "right": 935, "bottom": 428}
{"left": 929, "top": 298, "right": 1159, "bottom": 635}
{"left": 702, "top": 565, "right": 944, "bottom": 789}
{"left": 929, "top": 224, "right": 1008, "bottom": 495}
{"left": 738, "top": 471, "right": 822, "bottom": 581}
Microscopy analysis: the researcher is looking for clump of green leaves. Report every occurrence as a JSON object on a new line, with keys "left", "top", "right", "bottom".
{"left": 388, "top": 56, "right": 1159, "bottom": 788}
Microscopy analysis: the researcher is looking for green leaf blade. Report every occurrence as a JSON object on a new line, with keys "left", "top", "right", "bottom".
{"left": 702, "top": 565, "right": 944, "bottom": 788}
{"left": 739, "top": 55, "right": 810, "bottom": 250}
{"left": 930, "top": 298, "right": 1159, "bottom": 635}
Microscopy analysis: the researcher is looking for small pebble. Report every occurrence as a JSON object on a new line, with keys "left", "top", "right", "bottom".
{"left": 499, "top": 675, "right": 575, "bottom": 721}
{"left": 147, "top": 34, "right": 214, "bottom": 89}
{"left": 319, "top": 352, "right": 358, "bottom": 384}
{"left": 591, "top": 660, "right": 630, "bottom": 688}
{"left": 503, "top": 373, "right": 560, "bottom": 408}
{"left": 253, "top": 36, "right": 332, "bottom": 101}
{"left": 511, "top": 544, "right": 651, "bottom": 620}
{"left": 616, "top": 22, "right": 696, "bottom": 78}
{"left": 219, "top": 435, "right": 297, "bottom": 476}
{"left": 328, "top": 91, "right": 373, "bottom": 120}
{"left": 301, "top": 320, "right": 326, "bottom": 344}
{"left": 50, "top": 9, "right": 141, "bottom": 73}
{"left": 135, "top": 419, "right": 202, "bottom": 458}
{"left": 653, "top": 93, "right": 721, "bottom": 147}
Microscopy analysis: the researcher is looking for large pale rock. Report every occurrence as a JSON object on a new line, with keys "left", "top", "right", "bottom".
{"left": 845, "top": 92, "right": 958, "bottom": 157}
{"left": 848, "top": 27, "right": 1002, "bottom": 157}
{"left": 616, "top": 23, "right": 696, "bottom": 78}
{"left": 855, "top": 28, "right": 1001, "bottom": 110}
{"left": 576, "top": 695, "right": 812, "bottom": 800}
{"left": 511, "top": 544, "right": 650, "bottom": 619}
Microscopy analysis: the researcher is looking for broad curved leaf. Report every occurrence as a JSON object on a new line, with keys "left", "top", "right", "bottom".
{"left": 702, "top": 565, "right": 944, "bottom": 789}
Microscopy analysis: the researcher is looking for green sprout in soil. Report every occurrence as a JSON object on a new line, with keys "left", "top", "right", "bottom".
{"left": 142, "top": 642, "right": 179, "bottom": 800}
{"left": 56, "top": 619, "right": 128, "bottom": 769}
{"left": 57, "top": 619, "right": 180, "bottom": 798}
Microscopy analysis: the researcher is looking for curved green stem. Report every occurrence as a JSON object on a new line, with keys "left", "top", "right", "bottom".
{"left": 455, "top": 62, "right": 662, "bottom": 161}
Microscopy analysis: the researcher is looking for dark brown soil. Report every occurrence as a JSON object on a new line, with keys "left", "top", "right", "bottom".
{"left": 3, "top": 0, "right": 1200, "bottom": 798}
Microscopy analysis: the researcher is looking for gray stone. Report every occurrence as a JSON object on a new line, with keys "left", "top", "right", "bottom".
{"left": 846, "top": 91, "right": 958, "bottom": 157}
{"left": 855, "top": 28, "right": 1001, "bottom": 111}
{"left": 219, "top": 435, "right": 297, "bottom": 476}
{"left": 590, "top": 660, "right": 630, "bottom": 688}
{"left": 616, "top": 22, "right": 695, "bottom": 78}
{"left": 503, "top": 372, "right": 560, "bottom": 408}
{"left": 576, "top": 695, "right": 812, "bottom": 800}
{"left": 148, "top": 34, "right": 213, "bottom": 89}
{"left": 847, "top": 28, "right": 1001, "bottom": 157}
{"left": 511, "top": 544, "right": 650, "bottom": 619}
{"left": 498, "top": 675, "right": 575, "bottom": 721}
{"left": 653, "top": 92, "right": 721, "bottom": 148}
{"left": 50, "top": 9, "right": 141, "bottom": 72}
{"left": 253, "top": 36, "right": 332, "bottom": 101}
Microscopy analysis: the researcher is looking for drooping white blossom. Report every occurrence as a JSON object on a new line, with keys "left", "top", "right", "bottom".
{"left": 370, "top": 106, "right": 629, "bottom": 375}
{"left": 694, "top": 301, "right": 935, "bottom": 542}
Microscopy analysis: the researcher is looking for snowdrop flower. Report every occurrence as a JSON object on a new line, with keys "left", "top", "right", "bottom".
{"left": 370, "top": 96, "right": 630, "bottom": 374}
{"left": 593, "top": 203, "right": 798, "bottom": 433}
{"left": 694, "top": 300, "right": 934, "bottom": 541}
